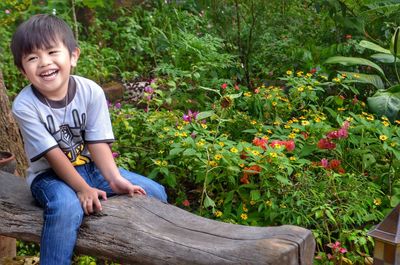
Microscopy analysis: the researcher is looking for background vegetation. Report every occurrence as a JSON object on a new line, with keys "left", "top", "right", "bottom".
{"left": 2, "top": 0, "right": 400, "bottom": 264}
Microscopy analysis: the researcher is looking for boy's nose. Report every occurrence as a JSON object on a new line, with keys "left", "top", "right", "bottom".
{"left": 39, "top": 56, "right": 52, "bottom": 67}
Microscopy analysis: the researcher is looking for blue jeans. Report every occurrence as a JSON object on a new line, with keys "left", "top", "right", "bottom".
{"left": 30, "top": 162, "right": 167, "bottom": 265}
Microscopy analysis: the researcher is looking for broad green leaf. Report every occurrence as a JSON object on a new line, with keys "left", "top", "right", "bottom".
{"left": 199, "top": 86, "right": 222, "bottom": 97}
{"left": 165, "top": 174, "right": 176, "bottom": 188}
{"left": 274, "top": 174, "right": 291, "bottom": 185}
{"left": 370, "top": 53, "right": 400, "bottom": 64}
{"left": 324, "top": 56, "right": 386, "bottom": 77}
{"left": 390, "top": 194, "right": 400, "bottom": 207}
{"left": 367, "top": 89, "right": 400, "bottom": 121}
{"left": 227, "top": 92, "right": 243, "bottom": 99}
{"left": 339, "top": 71, "right": 384, "bottom": 89}
{"left": 196, "top": 110, "right": 214, "bottom": 120}
{"left": 359, "top": 40, "right": 390, "bottom": 54}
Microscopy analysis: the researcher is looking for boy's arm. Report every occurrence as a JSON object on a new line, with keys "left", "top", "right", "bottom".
{"left": 87, "top": 143, "right": 146, "bottom": 196}
{"left": 44, "top": 147, "right": 107, "bottom": 215}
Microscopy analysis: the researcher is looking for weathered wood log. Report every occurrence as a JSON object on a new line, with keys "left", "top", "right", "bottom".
{"left": 0, "top": 170, "right": 315, "bottom": 264}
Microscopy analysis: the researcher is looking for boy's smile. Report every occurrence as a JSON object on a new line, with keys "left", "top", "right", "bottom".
{"left": 21, "top": 40, "right": 80, "bottom": 100}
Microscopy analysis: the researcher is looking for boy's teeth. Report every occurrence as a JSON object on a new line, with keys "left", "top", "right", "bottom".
{"left": 41, "top": 70, "right": 57, "bottom": 77}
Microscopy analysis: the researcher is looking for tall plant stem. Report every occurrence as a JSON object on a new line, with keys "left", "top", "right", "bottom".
{"left": 71, "top": 0, "right": 79, "bottom": 42}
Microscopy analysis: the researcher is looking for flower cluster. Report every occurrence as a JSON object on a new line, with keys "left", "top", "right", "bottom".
{"left": 327, "top": 241, "right": 347, "bottom": 260}
{"left": 320, "top": 158, "right": 345, "bottom": 174}
{"left": 252, "top": 137, "right": 295, "bottom": 152}
{"left": 182, "top": 110, "right": 199, "bottom": 123}
{"left": 240, "top": 165, "right": 261, "bottom": 184}
{"left": 317, "top": 121, "right": 350, "bottom": 150}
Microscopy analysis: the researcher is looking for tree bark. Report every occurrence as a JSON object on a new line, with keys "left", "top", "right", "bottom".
{"left": 0, "top": 71, "right": 28, "bottom": 258}
{"left": 0, "top": 170, "right": 315, "bottom": 265}
{"left": 0, "top": 70, "right": 28, "bottom": 177}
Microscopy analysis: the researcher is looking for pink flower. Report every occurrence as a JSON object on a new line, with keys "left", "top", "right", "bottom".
{"left": 115, "top": 102, "right": 121, "bottom": 109}
{"left": 234, "top": 84, "right": 240, "bottom": 91}
{"left": 221, "top": 83, "right": 228, "bottom": 89}
{"left": 183, "top": 110, "right": 199, "bottom": 122}
{"left": 182, "top": 199, "right": 190, "bottom": 207}
{"left": 340, "top": 248, "right": 347, "bottom": 254}
{"left": 283, "top": 140, "right": 295, "bottom": 151}
{"left": 112, "top": 152, "right": 119, "bottom": 158}
{"left": 144, "top": 86, "right": 154, "bottom": 94}
{"left": 321, "top": 158, "right": 329, "bottom": 168}
{"left": 5, "top": 10, "right": 10, "bottom": 14}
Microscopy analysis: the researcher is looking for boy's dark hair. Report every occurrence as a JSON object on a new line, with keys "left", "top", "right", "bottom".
{"left": 11, "top": 14, "right": 78, "bottom": 71}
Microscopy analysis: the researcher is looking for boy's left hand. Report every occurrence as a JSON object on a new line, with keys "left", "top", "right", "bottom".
{"left": 109, "top": 177, "right": 146, "bottom": 197}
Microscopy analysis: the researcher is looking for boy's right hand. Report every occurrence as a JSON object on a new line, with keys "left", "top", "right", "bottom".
{"left": 77, "top": 187, "right": 107, "bottom": 215}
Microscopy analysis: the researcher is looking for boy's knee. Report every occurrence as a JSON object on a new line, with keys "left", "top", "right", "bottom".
{"left": 46, "top": 199, "right": 84, "bottom": 225}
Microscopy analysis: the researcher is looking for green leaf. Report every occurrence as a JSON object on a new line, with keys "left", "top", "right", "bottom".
{"left": 182, "top": 148, "right": 197, "bottom": 156}
{"left": 250, "top": 190, "right": 261, "bottom": 201}
{"left": 165, "top": 174, "right": 176, "bottom": 188}
{"left": 169, "top": 148, "right": 184, "bottom": 156}
{"left": 204, "top": 194, "right": 216, "bottom": 208}
{"left": 199, "top": 86, "right": 222, "bottom": 97}
{"left": 274, "top": 175, "right": 291, "bottom": 185}
{"left": 196, "top": 110, "right": 214, "bottom": 120}
{"left": 390, "top": 26, "right": 400, "bottom": 57}
{"left": 390, "top": 194, "right": 400, "bottom": 207}
{"left": 368, "top": 89, "right": 400, "bottom": 121}
{"left": 362, "top": 153, "right": 376, "bottom": 169}
{"left": 370, "top": 53, "right": 400, "bottom": 64}
{"left": 227, "top": 92, "right": 242, "bottom": 99}
{"left": 324, "top": 56, "right": 386, "bottom": 77}
{"left": 359, "top": 40, "right": 390, "bottom": 54}
{"left": 339, "top": 71, "right": 384, "bottom": 89}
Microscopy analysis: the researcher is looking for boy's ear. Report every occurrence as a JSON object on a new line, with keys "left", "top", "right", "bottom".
{"left": 70, "top": 47, "right": 80, "bottom": 67}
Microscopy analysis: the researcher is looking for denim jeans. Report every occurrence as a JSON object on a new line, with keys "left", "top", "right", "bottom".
{"left": 30, "top": 162, "right": 167, "bottom": 265}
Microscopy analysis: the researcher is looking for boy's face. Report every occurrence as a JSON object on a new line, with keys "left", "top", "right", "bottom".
{"left": 21, "top": 39, "right": 80, "bottom": 100}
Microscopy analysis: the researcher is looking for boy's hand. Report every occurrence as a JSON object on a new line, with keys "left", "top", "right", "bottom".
{"left": 109, "top": 177, "right": 146, "bottom": 197}
{"left": 77, "top": 187, "right": 107, "bottom": 215}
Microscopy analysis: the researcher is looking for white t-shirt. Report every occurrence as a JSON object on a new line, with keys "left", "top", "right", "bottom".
{"left": 12, "top": 75, "right": 115, "bottom": 187}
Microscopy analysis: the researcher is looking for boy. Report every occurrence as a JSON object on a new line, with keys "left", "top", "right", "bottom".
{"left": 10, "top": 14, "right": 167, "bottom": 265}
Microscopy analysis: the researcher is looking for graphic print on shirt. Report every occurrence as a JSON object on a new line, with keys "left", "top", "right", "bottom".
{"left": 45, "top": 109, "right": 90, "bottom": 165}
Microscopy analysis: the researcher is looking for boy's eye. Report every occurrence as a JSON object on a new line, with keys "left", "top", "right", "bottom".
{"left": 27, "top": 56, "right": 37, "bottom": 62}
{"left": 49, "top": 50, "right": 59, "bottom": 54}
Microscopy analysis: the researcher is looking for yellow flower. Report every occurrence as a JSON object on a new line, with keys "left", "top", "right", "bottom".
{"left": 267, "top": 129, "right": 273, "bottom": 134}
{"left": 395, "top": 120, "right": 400, "bottom": 124}
{"left": 177, "top": 125, "right": 184, "bottom": 130}
{"left": 314, "top": 117, "right": 321, "bottom": 123}
{"left": 273, "top": 144, "right": 282, "bottom": 149}
{"left": 366, "top": 116, "right": 374, "bottom": 121}
{"left": 280, "top": 204, "right": 287, "bottom": 209}
{"left": 169, "top": 140, "right": 174, "bottom": 144}
{"left": 337, "top": 107, "right": 346, "bottom": 112}
{"left": 163, "top": 127, "right": 170, "bottom": 131}
{"left": 196, "top": 141, "right": 205, "bottom": 147}
{"left": 379, "top": 135, "right": 388, "bottom": 141}
{"left": 284, "top": 124, "right": 291, "bottom": 129}
{"left": 382, "top": 121, "right": 390, "bottom": 127}
{"left": 208, "top": 160, "right": 218, "bottom": 167}
{"left": 250, "top": 200, "right": 256, "bottom": 206}
{"left": 373, "top": 198, "right": 382, "bottom": 206}
{"left": 239, "top": 163, "right": 245, "bottom": 168}
{"left": 230, "top": 147, "right": 238, "bottom": 153}
{"left": 296, "top": 71, "right": 303, "bottom": 77}
{"left": 289, "top": 156, "right": 296, "bottom": 161}
{"left": 292, "top": 128, "right": 300, "bottom": 133}
{"left": 214, "top": 154, "right": 223, "bottom": 160}
{"left": 270, "top": 152, "right": 278, "bottom": 158}
{"left": 391, "top": 142, "right": 397, "bottom": 147}
{"left": 161, "top": 161, "right": 168, "bottom": 167}
{"left": 214, "top": 210, "right": 223, "bottom": 217}
{"left": 201, "top": 123, "right": 208, "bottom": 129}
{"left": 307, "top": 85, "right": 313, "bottom": 91}
{"left": 286, "top": 70, "right": 293, "bottom": 75}
{"left": 174, "top": 132, "right": 180, "bottom": 137}
{"left": 297, "top": 86, "right": 304, "bottom": 92}
{"left": 306, "top": 73, "right": 312, "bottom": 78}
{"left": 301, "top": 120, "right": 310, "bottom": 126}
{"left": 289, "top": 133, "right": 296, "bottom": 139}
{"left": 155, "top": 160, "right": 162, "bottom": 165}
{"left": 332, "top": 77, "right": 341, "bottom": 83}
{"left": 180, "top": 132, "right": 188, "bottom": 137}
{"left": 250, "top": 120, "right": 257, "bottom": 125}
{"left": 244, "top": 92, "right": 252, "bottom": 97}
{"left": 272, "top": 102, "right": 277, "bottom": 106}
{"left": 240, "top": 213, "right": 248, "bottom": 220}
{"left": 252, "top": 150, "right": 260, "bottom": 156}
{"left": 218, "top": 142, "right": 225, "bottom": 147}
{"left": 381, "top": 116, "right": 389, "bottom": 121}
{"left": 242, "top": 205, "right": 248, "bottom": 212}
{"left": 273, "top": 121, "right": 281, "bottom": 126}
{"left": 158, "top": 150, "right": 164, "bottom": 154}
{"left": 262, "top": 135, "right": 269, "bottom": 140}
{"left": 265, "top": 200, "right": 272, "bottom": 207}
{"left": 158, "top": 134, "right": 165, "bottom": 139}
{"left": 353, "top": 74, "right": 360, "bottom": 78}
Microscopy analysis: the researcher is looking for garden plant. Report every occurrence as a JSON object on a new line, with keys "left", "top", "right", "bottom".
{"left": 1, "top": 0, "right": 400, "bottom": 264}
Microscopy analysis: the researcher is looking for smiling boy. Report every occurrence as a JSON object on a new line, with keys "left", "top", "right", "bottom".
{"left": 11, "top": 14, "right": 167, "bottom": 264}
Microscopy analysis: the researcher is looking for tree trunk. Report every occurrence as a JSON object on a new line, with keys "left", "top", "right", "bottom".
{"left": 0, "top": 70, "right": 28, "bottom": 177}
{"left": 0, "top": 170, "right": 315, "bottom": 265}
{"left": 0, "top": 70, "right": 28, "bottom": 258}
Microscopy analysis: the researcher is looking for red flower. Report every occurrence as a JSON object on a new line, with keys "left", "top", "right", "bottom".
{"left": 310, "top": 68, "right": 317, "bottom": 74}
{"left": 234, "top": 84, "right": 240, "bottom": 91}
{"left": 283, "top": 140, "right": 295, "bottom": 151}
{"left": 329, "top": 159, "right": 341, "bottom": 169}
{"left": 182, "top": 199, "right": 190, "bottom": 207}
{"left": 240, "top": 175, "right": 250, "bottom": 184}
{"left": 345, "top": 34, "right": 352, "bottom": 40}
{"left": 317, "top": 138, "right": 336, "bottom": 150}
{"left": 252, "top": 137, "right": 268, "bottom": 150}
{"left": 221, "top": 83, "right": 228, "bottom": 89}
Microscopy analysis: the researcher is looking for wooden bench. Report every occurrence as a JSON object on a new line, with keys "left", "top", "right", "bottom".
{"left": 0, "top": 170, "right": 315, "bottom": 264}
